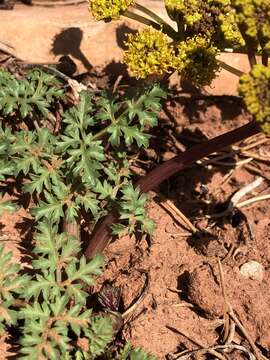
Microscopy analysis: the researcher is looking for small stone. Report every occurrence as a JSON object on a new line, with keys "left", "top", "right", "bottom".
{"left": 240, "top": 261, "right": 264, "bottom": 282}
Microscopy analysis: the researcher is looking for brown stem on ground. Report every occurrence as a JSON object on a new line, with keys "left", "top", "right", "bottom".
{"left": 85, "top": 120, "right": 260, "bottom": 259}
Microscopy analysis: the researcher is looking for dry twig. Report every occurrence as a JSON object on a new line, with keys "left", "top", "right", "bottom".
{"left": 237, "top": 194, "right": 270, "bottom": 209}
{"left": 207, "top": 177, "right": 263, "bottom": 218}
{"left": 122, "top": 270, "right": 150, "bottom": 319}
{"left": 218, "top": 257, "right": 267, "bottom": 360}
{"left": 166, "top": 326, "right": 227, "bottom": 360}
{"left": 0, "top": 41, "right": 16, "bottom": 57}
{"left": 217, "top": 258, "right": 231, "bottom": 343}
{"left": 172, "top": 344, "right": 256, "bottom": 360}
{"left": 155, "top": 192, "right": 198, "bottom": 234}
{"left": 32, "top": 0, "right": 86, "bottom": 6}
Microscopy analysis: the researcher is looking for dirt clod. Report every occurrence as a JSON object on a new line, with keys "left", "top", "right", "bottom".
{"left": 186, "top": 265, "right": 224, "bottom": 319}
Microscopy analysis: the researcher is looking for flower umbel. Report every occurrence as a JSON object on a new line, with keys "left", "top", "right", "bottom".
{"left": 174, "top": 36, "right": 220, "bottom": 86}
{"left": 89, "top": 0, "right": 134, "bottom": 21}
{"left": 165, "top": 0, "right": 202, "bottom": 26}
{"left": 232, "top": 0, "right": 270, "bottom": 51}
{"left": 219, "top": 9, "right": 245, "bottom": 47}
{"left": 239, "top": 64, "right": 270, "bottom": 134}
{"left": 165, "top": 0, "right": 244, "bottom": 48}
{"left": 123, "top": 27, "right": 175, "bottom": 79}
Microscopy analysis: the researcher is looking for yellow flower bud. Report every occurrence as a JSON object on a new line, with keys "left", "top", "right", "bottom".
{"left": 232, "top": 0, "right": 270, "bottom": 51}
{"left": 239, "top": 64, "right": 270, "bottom": 134}
{"left": 174, "top": 36, "right": 220, "bottom": 86}
{"left": 89, "top": 0, "right": 134, "bottom": 21}
{"left": 165, "top": 0, "right": 202, "bottom": 26}
{"left": 123, "top": 27, "right": 175, "bottom": 79}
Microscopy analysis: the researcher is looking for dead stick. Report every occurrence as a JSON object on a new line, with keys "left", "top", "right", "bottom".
{"left": 166, "top": 326, "right": 227, "bottom": 360}
{"left": 228, "top": 306, "right": 267, "bottom": 360}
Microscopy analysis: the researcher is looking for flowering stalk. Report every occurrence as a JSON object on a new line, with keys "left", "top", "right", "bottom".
{"left": 88, "top": 0, "right": 253, "bottom": 80}
{"left": 85, "top": 0, "right": 270, "bottom": 259}
{"left": 218, "top": 60, "right": 244, "bottom": 77}
{"left": 231, "top": 0, "right": 270, "bottom": 68}
{"left": 239, "top": 64, "right": 270, "bottom": 134}
{"left": 85, "top": 119, "right": 260, "bottom": 259}
{"left": 123, "top": 10, "right": 177, "bottom": 39}
{"left": 133, "top": 2, "right": 179, "bottom": 38}
{"left": 121, "top": 10, "right": 160, "bottom": 31}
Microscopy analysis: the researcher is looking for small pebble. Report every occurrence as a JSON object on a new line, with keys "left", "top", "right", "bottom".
{"left": 240, "top": 261, "right": 264, "bottom": 282}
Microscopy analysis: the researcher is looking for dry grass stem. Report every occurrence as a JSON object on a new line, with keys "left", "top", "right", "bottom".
{"left": 156, "top": 192, "right": 198, "bottom": 234}
{"left": 239, "top": 150, "right": 270, "bottom": 163}
{"left": 0, "top": 41, "right": 16, "bottom": 57}
{"left": 173, "top": 344, "right": 256, "bottom": 360}
{"left": 237, "top": 194, "right": 270, "bottom": 209}
{"left": 168, "top": 130, "right": 186, "bottom": 152}
{"left": 244, "top": 164, "right": 270, "bottom": 180}
{"left": 225, "top": 321, "right": 236, "bottom": 345}
{"left": 112, "top": 75, "right": 123, "bottom": 93}
{"left": 217, "top": 258, "right": 231, "bottom": 344}
{"left": 122, "top": 271, "right": 150, "bottom": 319}
{"left": 233, "top": 137, "right": 268, "bottom": 151}
{"left": 230, "top": 177, "right": 263, "bottom": 205}
{"left": 166, "top": 326, "right": 227, "bottom": 360}
{"left": 172, "top": 302, "right": 195, "bottom": 308}
{"left": 218, "top": 259, "right": 266, "bottom": 360}
{"left": 228, "top": 306, "right": 267, "bottom": 360}
{"left": 207, "top": 177, "right": 263, "bottom": 218}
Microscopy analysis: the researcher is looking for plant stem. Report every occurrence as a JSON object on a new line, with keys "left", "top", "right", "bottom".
{"left": 92, "top": 126, "right": 109, "bottom": 141}
{"left": 63, "top": 218, "right": 81, "bottom": 241}
{"left": 123, "top": 10, "right": 176, "bottom": 38}
{"left": 133, "top": 2, "right": 178, "bottom": 38}
{"left": 124, "top": 10, "right": 161, "bottom": 29}
{"left": 247, "top": 50, "right": 257, "bottom": 68}
{"left": 92, "top": 103, "right": 128, "bottom": 141}
{"left": 93, "top": 95, "right": 145, "bottom": 141}
{"left": 262, "top": 50, "right": 269, "bottom": 67}
{"left": 218, "top": 60, "right": 244, "bottom": 77}
{"left": 237, "top": 27, "right": 257, "bottom": 70}
{"left": 133, "top": 2, "right": 168, "bottom": 26}
{"left": 85, "top": 119, "right": 260, "bottom": 259}
{"left": 136, "top": 120, "right": 260, "bottom": 192}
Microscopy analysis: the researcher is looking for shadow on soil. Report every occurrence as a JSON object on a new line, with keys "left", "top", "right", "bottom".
{"left": 51, "top": 27, "right": 93, "bottom": 72}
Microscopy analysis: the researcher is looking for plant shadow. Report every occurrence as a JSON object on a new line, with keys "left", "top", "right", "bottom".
{"left": 51, "top": 27, "right": 93, "bottom": 72}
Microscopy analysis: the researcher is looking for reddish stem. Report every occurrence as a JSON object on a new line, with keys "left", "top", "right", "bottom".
{"left": 85, "top": 120, "right": 260, "bottom": 259}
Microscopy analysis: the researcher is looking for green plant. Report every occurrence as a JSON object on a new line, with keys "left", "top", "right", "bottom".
{"left": 14, "top": 222, "right": 111, "bottom": 359}
{"left": 0, "top": 68, "right": 164, "bottom": 358}
{"left": 0, "top": 68, "right": 166, "bottom": 235}
{"left": 88, "top": 0, "right": 269, "bottom": 77}
{"left": 0, "top": 1, "right": 270, "bottom": 356}
{"left": 116, "top": 342, "right": 157, "bottom": 360}
{"left": 0, "top": 68, "right": 64, "bottom": 122}
{"left": 85, "top": 0, "right": 270, "bottom": 259}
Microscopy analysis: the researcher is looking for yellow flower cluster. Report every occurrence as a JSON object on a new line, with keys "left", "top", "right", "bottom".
{"left": 174, "top": 36, "right": 220, "bottom": 86}
{"left": 123, "top": 27, "right": 175, "bottom": 79}
{"left": 164, "top": 0, "right": 243, "bottom": 47}
{"left": 239, "top": 65, "right": 270, "bottom": 134}
{"left": 165, "top": 0, "right": 202, "bottom": 26}
{"left": 123, "top": 28, "right": 220, "bottom": 86}
{"left": 219, "top": 9, "right": 245, "bottom": 47}
{"left": 232, "top": 0, "right": 270, "bottom": 51}
{"left": 89, "top": 0, "right": 134, "bottom": 20}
